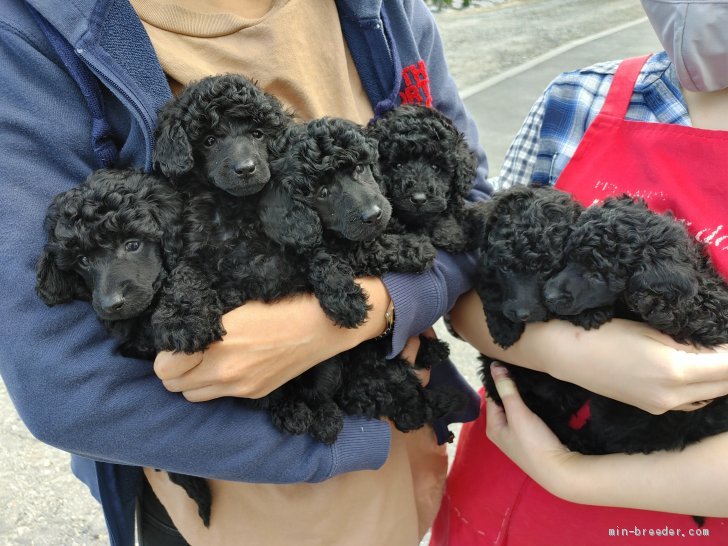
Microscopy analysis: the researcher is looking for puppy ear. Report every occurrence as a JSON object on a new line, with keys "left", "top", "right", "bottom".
{"left": 627, "top": 262, "right": 698, "bottom": 311}
{"left": 259, "top": 183, "right": 322, "bottom": 248}
{"left": 35, "top": 248, "right": 89, "bottom": 306}
{"left": 451, "top": 136, "right": 477, "bottom": 198}
{"left": 147, "top": 179, "right": 185, "bottom": 269}
{"left": 154, "top": 119, "right": 194, "bottom": 178}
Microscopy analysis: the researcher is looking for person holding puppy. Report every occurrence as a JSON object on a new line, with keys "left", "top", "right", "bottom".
{"left": 431, "top": 1, "right": 728, "bottom": 544}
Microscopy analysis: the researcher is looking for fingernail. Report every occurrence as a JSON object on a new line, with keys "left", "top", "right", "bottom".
{"left": 490, "top": 362, "right": 508, "bottom": 377}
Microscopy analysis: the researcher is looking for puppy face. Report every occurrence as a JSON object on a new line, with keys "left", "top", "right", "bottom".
{"left": 368, "top": 104, "right": 477, "bottom": 225}
{"left": 262, "top": 117, "right": 391, "bottom": 247}
{"left": 195, "top": 118, "right": 272, "bottom": 196}
{"left": 543, "top": 261, "right": 621, "bottom": 315}
{"left": 154, "top": 74, "right": 292, "bottom": 196}
{"left": 71, "top": 238, "right": 164, "bottom": 321}
{"left": 299, "top": 161, "right": 391, "bottom": 241}
{"left": 477, "top": 186, "right": 584, "bottom": 323}
{"left": 381, "top": 159, "right": 450, "bottom": 223}
{"left": 37, "top": 170, "right": 182, "bottom": 321}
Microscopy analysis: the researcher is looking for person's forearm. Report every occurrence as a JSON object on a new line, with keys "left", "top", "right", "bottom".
{"left": 448, "top": 288, "right": 554, "bottom": 371}
{"left": 553, "top": 432, "right": 728, "bottom": 517}
{"left": 450, "top": 289, "right": 728, "bottom": 412}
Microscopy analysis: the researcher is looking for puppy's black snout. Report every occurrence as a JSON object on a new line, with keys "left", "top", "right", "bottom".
{"left": 100, "top": 293, "right": 125, "bottom": 313}
{"left": 513, "top": 308, "right": 531, "bottom": 322}
{"left": 410, "top": 192, "right": 427, "bottom": 205}
{"left": 544, "top": 286, "right": 568, "bottom": 305}
{"left": 234, "top": 160, "right": 256, "bottom": 176}
{"left": 361, "top": 206, "right": 383, "bottom": 224}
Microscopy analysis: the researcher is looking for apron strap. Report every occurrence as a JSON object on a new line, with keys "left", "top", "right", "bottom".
{"left": 599, "top": 55, "right": 652, "bottom": 120}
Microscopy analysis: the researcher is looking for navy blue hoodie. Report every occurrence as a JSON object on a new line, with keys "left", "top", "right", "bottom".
{"left": 0, "top": 1, "right": 489, "bottom": 543}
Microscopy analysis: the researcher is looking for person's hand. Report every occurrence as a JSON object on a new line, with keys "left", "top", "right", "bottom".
{"left": 529, "top": 319, "right": 728, "bottom": 414}
{"left": 450, "top": 290, "right": 728, "bottom": 414}
{"left": 485, "top": 362, "right": 577, "bottom": 492}
{"left": 154, "top": 277, "right": 390, "bottom": 401}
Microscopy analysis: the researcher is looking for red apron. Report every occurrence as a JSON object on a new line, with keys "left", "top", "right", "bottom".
{"left": 430, "top": 56, "right": 728, "bottom": 545}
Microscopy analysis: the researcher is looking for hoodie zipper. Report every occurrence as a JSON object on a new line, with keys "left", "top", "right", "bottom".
{"left": 75, "top": 47, "right": 157, "bottom": 171}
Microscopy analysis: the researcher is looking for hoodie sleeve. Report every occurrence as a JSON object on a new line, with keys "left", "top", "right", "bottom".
{"left": 0, "top": 14, "right": 390, "bottom": 485}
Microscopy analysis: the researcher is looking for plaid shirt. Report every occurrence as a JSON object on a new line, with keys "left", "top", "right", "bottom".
{"left": 496, "top": 51, "right": 692, "bottom": 189}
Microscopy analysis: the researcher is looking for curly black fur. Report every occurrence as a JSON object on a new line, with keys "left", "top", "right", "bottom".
{"left": 150, "top": 74, "right": 294, "bottom": 355}
{"left": 154, "top": 73, "right": 293, "bottom": 196}
{"left": 367, "top": 104, "right": 478, "bottom": 253}
{"left": 470, "top": 185, "right": 584, "bottom": 348}
{"left": 252, "top": 116, "right": 461, "bottom": 442}
{"left": 259, "top": 116, "right": 439, "bottom": 328}
{"left": 536, "top": 195, "right": 728, "bottom": 455}
{"left": 36, "top": 169, "right": 183, "bottom": 359}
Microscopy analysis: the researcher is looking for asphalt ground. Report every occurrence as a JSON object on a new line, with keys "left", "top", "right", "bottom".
{"left": 0, "top": 3, "right": 661, "bottom": 544}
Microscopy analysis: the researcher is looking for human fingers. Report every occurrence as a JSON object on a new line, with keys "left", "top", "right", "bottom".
{"left": 490, "top": 362, "right": 526, "bottom": 417}
{"left": 671, "top": 348, "right": 728, "bottom": 385}
{"left": 484, "top": 393, "right": 508, "bottom": 439}
{"left": 153, "top": 350, "right": 204, "bottom": 381}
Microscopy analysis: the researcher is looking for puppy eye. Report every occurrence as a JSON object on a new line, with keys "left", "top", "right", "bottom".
{"left": 354, "top": 164, "right": 365, "bottom": 175}
{"left": 318, "top": 186, "right": 329, "bottom": 199}
{"left": 586, "top": 272, "right": 605, "bottom": 283}
{"left": 251, "top": 129, "right": 264, "bottom": 140}
{"left": 431, "top": 164, "right": 441, "bottom": 173}
{"left": 78, "top": 256, "right": 90, "bottom": 268}
{"left": 498, "top": 265, "right": 511, "bottom": 274}
{"left": 125, "top": 240, "right": 141, "bottom": 252}
{"left": 204, "top": 136, "right": 217, "bottom": 147}
{"left": 395, "top": 163, "right": 403, "bottom": 170}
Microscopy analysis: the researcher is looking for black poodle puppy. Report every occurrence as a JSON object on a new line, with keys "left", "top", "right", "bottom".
{"left": 34, "top": 168, "right": 211, "bottom": 524}
{"left": 538, "top": 195, "right": 728, "bottom": 455}
{"left": 470, "top": 185, "right": 584, "bottom": 349}
{"left": 151, "top": 73, "right": 294, "bottom": 354}
{"left": 36, "top": 169, "right": 183, "bottom": 359}
{"left": 367, "top": 104, "right": 478, "bottom": 253}
{"left": 468, "top": 185, "right": 591, "bottom": 450}
{"left": 543, "top": 195, "right": 728, "bottom": 345}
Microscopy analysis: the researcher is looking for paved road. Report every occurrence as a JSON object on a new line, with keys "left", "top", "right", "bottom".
{"left": 0, "top": 3, "right": 661, "bottom": 544}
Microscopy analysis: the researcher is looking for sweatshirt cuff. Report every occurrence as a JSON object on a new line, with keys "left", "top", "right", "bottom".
{"left": 383, "top": 250, "right": 477, "bottom": 358}
{"left": 328, "top": 416, "right": 391, "bottom": 477}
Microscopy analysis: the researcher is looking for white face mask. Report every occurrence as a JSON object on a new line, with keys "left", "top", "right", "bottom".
{"left": 641, "top": 0, "right": 728, "bottom": 92}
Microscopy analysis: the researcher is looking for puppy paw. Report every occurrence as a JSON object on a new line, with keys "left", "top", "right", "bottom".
{"left": 487, "top": 313, "right": 524, "bottom": 348}
{"left": 308, "top": 402, "right": 345, "bottom": 445}
{"left": 414, "top": 337, "right": 450, "bottom": 370}
{"left": 152, "top": 312, "right": 225, "bottom": 353}
{"left": 430, "top": 218, "right": 469, "bottom": 253}
{"left": 319, "top": 286, "right": 370, "bottom": 328}
{"left": 270, "top": 401, "right": 314, "bottom": 436}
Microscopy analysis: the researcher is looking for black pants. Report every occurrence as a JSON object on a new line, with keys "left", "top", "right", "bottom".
{"left": 136, "top": 475, "right": 191, "bottom": 546}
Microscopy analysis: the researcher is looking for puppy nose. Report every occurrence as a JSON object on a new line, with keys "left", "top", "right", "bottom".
{"left": 513, "top": 308, "right": 531, "bottom": 321}
{"left": 234, "top": 160, "right": 256, "bottom": 176}
{"left": 410, "top": 192, "right": 427, "bottom": 205}
{"left": 361, "top": 206, "right": 383, "bottom": 224}
{"left": 100, "top": 293, "right": 125, "bottom": 313}
{"left": 543, "top": 287, "right": 566, "bottom": 305}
